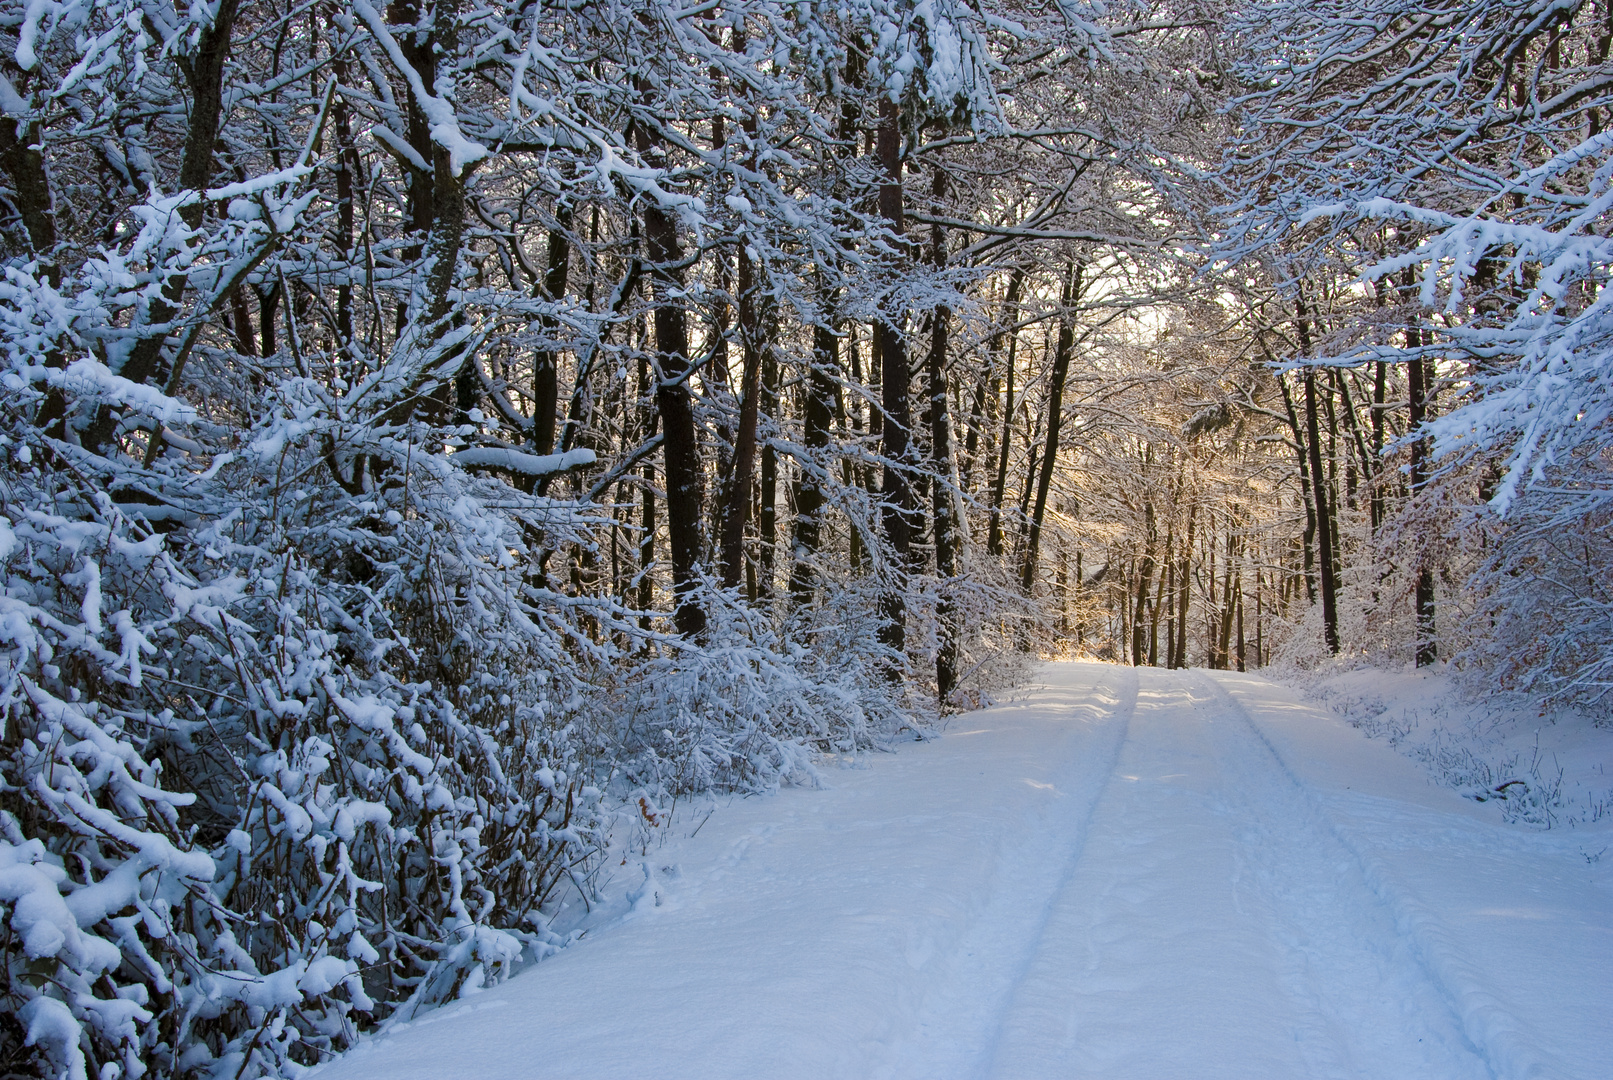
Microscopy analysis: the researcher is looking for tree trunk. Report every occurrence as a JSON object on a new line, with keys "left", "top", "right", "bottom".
{"left": 790, "top": 287, "right": 837, "bottom": 604}
{"left": 966, "top": 269, "right": 1024, "bottom": 495}
{"left": 1405, "top": 275, "right": 1436, "bottom": 666}
{"left": 532, "top": 213, "right": 572, "bottom": 456}
{"left": 718, "top": 245, "right": 765, "bottom": 589}
{"left": 1371, "top": 358, "right": 1388, "bottom": 532}
{"left": 759, "top": 339, "right": 779, "bottom": 600}
{"left": 1020, "top": 265, "right": 1079, "bottom": 592}
{"left": 986, "top": 326, "right": 1019, "bottom": 557}
{"left": 638, "top": 352, "right": 657, "bottom": 633}
{"left": 926, "top": 171, "right": 964, "bottom": 703}
{"left": 875, "top": 97, "right": 913, "bottom": 658}
{"left": 1302, "top": 366, "right": 1341, "bottom": 655}
{"left": 1275, "top": 364, "right": 1319, "bottom": 606}
{"left": 87, "top": 0, "right": 242, "bottom": 448}
{"left": 1293, "top": 288, "right": 1340, "bottom": 654}
{"left": 1176, "top": 501, "right": 1194, "bottom": 668}
{"left": 635, "top": 116, "right": 706, "bottom": 637}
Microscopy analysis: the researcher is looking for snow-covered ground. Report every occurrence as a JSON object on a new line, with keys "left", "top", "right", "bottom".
{"left": 1292, "top": 665, "right": 1613, "bottom": 830}
{"left": 314, "top": 663, "right": 1612, "bottom": 1080}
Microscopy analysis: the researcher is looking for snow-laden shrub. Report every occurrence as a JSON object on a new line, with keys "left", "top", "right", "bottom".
{"left": 0, "top": 331, "right": 607, "bottom": 1076}
{"left": 599, "top": 575, "right": 909, "bottom": 805}
{"left": 1461, "top": 487, "right": 1613, "bottom": 720}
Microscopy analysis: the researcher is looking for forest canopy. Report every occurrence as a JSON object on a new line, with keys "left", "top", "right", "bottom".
{"left": 0, "top": 0, "right": 1607, "bottom": 1076}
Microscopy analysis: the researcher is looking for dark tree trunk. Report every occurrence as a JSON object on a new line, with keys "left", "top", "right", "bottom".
{"left": 637, "top": 352, "right": 657, "bottom": 633}
{"left": 1371, "top": 359, "right": 1388, "bottom": 532}
{"left": 926, "top": 169, "right": 963, "bottom": 703}
{"left": 966, "top": 269, "right": 1024, "bottom": 496}
{"left": 790, "top": 297, "right": 837, "bottom": 604}
{"left": 331, "top": 48, "right": 358, "bottom": 359}
{"left": 1151, "top": 525, "right": 1170, "bottom": 667}
{"left": 1302, "top": 364, "right": 1341, "bottom": 655}
{"left": 1277, "top": 370, "right": 1319, "bottom": 605}
{"left": 1404, "top": 276, "right": 1436, "bottom": 667}
{"left": 635, "top": 117, "right": 706, "bottom": 637}
{"left": 88, "top": 0, "right": 242, "bottom": 448}
{"left": 1175, "top": 501, "right": 1194, "bottom": 668}
{"left": 759, "top": 340, "right": 779, "bottom": 600}
{"left": 532, "top": 213, "right": 572, "bottom": 456}
{"left": 718, "top": 246, "right": 765, "bottom": 589}
{"left": 875, "top": 97, "right": 913, "bottom": 658}
{"left": 986, "top": 326, "right": 1019, "bottom": 556}
{"left": 846, "top": 329, "right": 867, "bottom": 570}
{"left": 1020, "top": 265, "right": 1079, "bottom": 592}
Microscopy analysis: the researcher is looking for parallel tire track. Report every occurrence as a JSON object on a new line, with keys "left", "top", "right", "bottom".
{"left": 871, "top": 665, "right": 1139, "bottom": 1080}
{"left": 1193, "top": 672, "right": 1502, "bottom": 1080}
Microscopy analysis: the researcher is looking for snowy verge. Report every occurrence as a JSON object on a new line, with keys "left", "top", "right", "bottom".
{"left": 1212, "top": 672, "right": 1613, "bottom": 1080}
{"left": 1275, "top": 663, "right": 1613, "bottom": 831}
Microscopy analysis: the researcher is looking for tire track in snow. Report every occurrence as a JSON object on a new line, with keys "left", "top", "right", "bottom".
{"left": 977, "top": 669, "right": 1328, "bottom": 1080}
{"left": 1193, "top": 672, "right": 1501, "bottom": 1080}
{"left": 1201, "top": 672, "right": 1577, "bottom": 1080}
{"left": 867, "top": 664, "right": 1139, "bottom": 1080}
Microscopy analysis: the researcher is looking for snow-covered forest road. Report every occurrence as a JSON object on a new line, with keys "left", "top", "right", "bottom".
{"left": 317, "top": 663, "right": 1611, "bottom": 1080}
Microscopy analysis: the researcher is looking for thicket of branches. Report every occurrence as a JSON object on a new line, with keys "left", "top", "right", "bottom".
{"left": 0, "top": 0, "right": 1607, "bottom": 1075}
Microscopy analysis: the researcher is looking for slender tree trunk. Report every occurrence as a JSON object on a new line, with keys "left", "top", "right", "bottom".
{"left": 1236, "top": 581, "right": 1246, "bottom": 673}
{"left": 790, "top": 288, "right": 837, "bottom": 604}
{"left": 718, "top": 244, "right": 764, "bottom": 588}
{"left": 1016, "top": 432, "right": 1040, "bottom": 554}
{"left": 1176, "top": 502, "right": 1194, "bottom": 668}
{"left": 759, "top": 340, "right": 779, "bottom": 600}
{"left": 86, "top": 0, "right": 242, "bottom": 449}
{"left": 846, "top": 329, "right": 866, "bottom": 571}
{"left": 1294, "top": 287, "right": 1341, "bottom": 656}
{"left": 1164, "top": 548, "right": 1177, "bottom": 668}
{"left": 967, "top": 269, "right": 1025, "bottom": 495}
{"left": 1371, "top": 359, "right": 1388, "bottom": 532}
{"left": 1021, "top": 265, "right": 1079, "bottom": 592}
{"left": 875, "top": 97, "right": 913, "bottom": 659}
{"left": 926, "top": 169, "right": 963, "bottom": 703}
{"left": 638, "top": 351, "right": 657, "bottom": 633}
{"left": 531, "top": 212, "right": 572, "bottom": 456}
{"left": 1278, "top": 371, "right": 1319, "bottom": 605}
{"left": 1405, "top": 274, "right": 1436, "bottom": 666}
{"left": 1074, "top": 549, "right": 1084, "bottom": 647}
{"left": 635, "top": 115, "right": 706, "bottom": 637}
{"left": 1302, "top": 367, "right": 1341, "bottom": 653}
{"left": 1151, "top": 525, "right": 1170, "bottom": 667}
{"left": 986, "top": 328, "right": 1018, "bottom": 556}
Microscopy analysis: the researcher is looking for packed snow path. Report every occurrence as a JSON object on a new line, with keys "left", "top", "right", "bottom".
{"left": 318, "top": 664, "right": 1611, "bottom": 1080}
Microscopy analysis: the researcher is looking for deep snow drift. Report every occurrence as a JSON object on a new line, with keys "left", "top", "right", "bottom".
{"left": 314, "top": 663, "right": 1612, "bottom": 1080}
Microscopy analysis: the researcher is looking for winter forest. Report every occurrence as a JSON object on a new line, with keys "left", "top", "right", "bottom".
{"left": 0, "top": 0, "right": 1608, "bottom": 1076}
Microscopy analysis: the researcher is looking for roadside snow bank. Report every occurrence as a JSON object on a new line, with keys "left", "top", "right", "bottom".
{"left": 1282, "top": 664, "right": 1613, "bottom": 830}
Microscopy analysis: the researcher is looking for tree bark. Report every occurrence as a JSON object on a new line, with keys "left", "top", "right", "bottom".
{"left": 1404, "top": 273, "right": 1436, "bottom": 666}
{"left": 718, "top": 244, "right": 765, "bottom": 589}
{"left": 790, "top": 295, "right": 837, "bottom": 604}
{"left": 875, "top": 97, "right": 913, "bottom": 658}
{"left": 1175, "top": 500, "right": 1194, "bottom": 668}
{"left": 532, "top": 212, "right": 572, "bottom": 456}
{"left": 634, "top": 114, "right": 706, "bottom": 637}
{"left": 88, "top": 0, "right": 242, "bottom": 448}
{"left": 1020, "top": 265, "right": 1079, "bottom": 593}
{"left": 926, "top": 170, "right": 962, "bottom": 704}
{"left": 1277, "top": 370, "right": 1319, "bottom": 605}
{"left": 1301, "top": 362, "right": 1341, "bottom": 654}
{"left": 986, "top": 325, "right": 1019, "bottom": 557}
